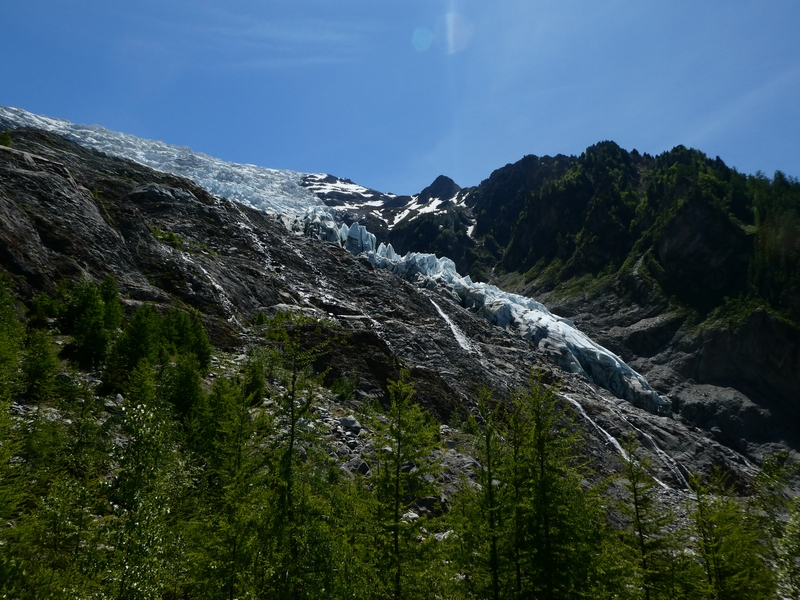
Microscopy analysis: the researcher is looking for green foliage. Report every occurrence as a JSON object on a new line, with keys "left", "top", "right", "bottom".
{"left": 330, "top": 375, "right": 357, "bottom": 400}
{"left": 151, "top": 226, "right": 185, "bottom": 250}
{"left": 689, "top": 470, "right": 776, "bottom": 599}
{"left": 159, "top": 354, "right": 205, "bottom": 421}
{"left": 748, "top": 170, "right": 800, "bottom": 316}
{"left": 0, "top": 278, "right": 795, "bottom": 598}
{"left": 184, "top": 375, "right": 273, "bottom": 599}
{"left": 109, "top": 303, "right": 164, "bottom": 377}
{"left": 447, "top": 388, "right": 504, "bottom": 600}
{"left": 62, "top": 277, "right": 117, "bottom": 368}
{"left": 21, "top": 328, "right": 59, "bottom": 402}
{"left": 107, "top": 362, "right": 189, "bottom": 599}
{"left": 251, "top": 310, "right": 270, "bottom": 326}
{"left": 749, "top": 453, "right": 799, "bottom": 599}
{"left": 502, "top": 373, "right": 608, "bottom": 599}
{"left": 449, "top": 374, "right": 618, "bottom": 600}
{"left": 368, "top": 369, "right": 443, "bottom": 600}
{"left": 0, "top": 130, "right": 12, "bottom": 147}
{"left": 163, "top": 307, "right": 212, "bottom": 372}
{"left": 779, "top": 498, "right": 800, "bottom": 598}
{"left": 0, "top": 280, "right": 25, "bottom": 586}
{"left": 0, "top": 279, "right": 23, "bottom": 403}
{"left": 488, "top": 143, "right": 800, "bottom": 324}
{"left": 106, "top": 304, "right": 211, "bottom": 390}
{"left": 100, "top": 275, "right": 124, "bottom": 332}
{"left": 619, "top": 433, "right": 702, "bottom": 599}
{"left": 263, "top": 311, "right": 336, "bottom": 597}
{"left": 27, "top": 291, "right": 63, "bottom": 330}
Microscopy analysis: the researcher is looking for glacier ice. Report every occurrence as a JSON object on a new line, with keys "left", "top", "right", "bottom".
{"left": 0, "top": 106, "right": 322, "bottom": 215}
{"left": 362, "top": 239, "right": 671, "bottom": 415}
{"left": 301, "top": 207, "right": 376, "bottom": 253}
{"left": 298, "top": 207, "right": 670, "bottom": 414}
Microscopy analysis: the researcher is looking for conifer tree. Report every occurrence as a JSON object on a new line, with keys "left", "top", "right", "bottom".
{"left": 163, "top": 307, "right": 212, "bottom": 372}
{"left": 100, "top": 274, "right": 124, "bottom": 333}
{"left": 369, "top": 369, "right": 442, "bottom": 600}
{"left": 619, "top": 433, "right": 701, "bottom": 600}
{"left": 0, "top": 279, "right": 25, "bottom": 592}
{"left": 779, "top": 497, "right": 800, "bottom": 599}
{"left": 262, "top": 311, "right": 335, "bottom": 598}
{"left": 689, "top": 470, "right": 776, "bottom": 600}
{"left": 66, "top": 277, "right": 111, "bottom": 368}
{"left": 447, "top": 388, "right": 506, "bottom": 600}
{"left": 21, "top": 328, "right": 59, "bottom": 402}
{"left": 105, "top": 362, "right": 189, "bottom": 599}
{"left": 185, "top": 374, "right": 272, "bottom": 600}
{"left": 499, "top": 372, "right": 608, "bottom": 600}
{"left": 159, "top": 354, "right": 205, "bottom": 422}
{"left": 2, "top": 373, "right": 113, "bottom": 597}
{"left": 113, "top": 304, "right": 163, "bottom": 372}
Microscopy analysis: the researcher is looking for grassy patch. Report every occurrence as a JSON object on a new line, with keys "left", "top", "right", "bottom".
{"left": 151, "top": 226, "right": 186, "bottom": 251}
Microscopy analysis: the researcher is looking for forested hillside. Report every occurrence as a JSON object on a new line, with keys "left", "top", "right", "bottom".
{"left": 495, "top": 143, "right": 800, "bottom": 322}
{"left": 1, "top": 278, "right": 799, "bottom": 599}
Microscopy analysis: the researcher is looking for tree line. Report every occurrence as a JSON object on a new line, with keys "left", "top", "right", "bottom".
{"left": 0, "top": 276, "right": 798, "bottom": 599}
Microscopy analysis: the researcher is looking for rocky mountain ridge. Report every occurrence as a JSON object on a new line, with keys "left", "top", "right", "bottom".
{"left": 0, "top": 124, "right": 779, "bottom": 495}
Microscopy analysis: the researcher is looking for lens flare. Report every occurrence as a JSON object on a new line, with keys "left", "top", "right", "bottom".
{"left": 445, "top": 11, "right": 472, "bottom": 54}
{"left": 411, "top": 27, "right": 434, "bottom": 52}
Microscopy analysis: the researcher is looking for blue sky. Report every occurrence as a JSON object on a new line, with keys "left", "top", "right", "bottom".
{"left": 2, "top": 0, "right": 799, "bottom": 194}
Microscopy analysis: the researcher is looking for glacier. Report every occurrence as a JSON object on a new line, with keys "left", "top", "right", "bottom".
{"left": 0, "top": 106, "right": 322, "bottom": 215}
{"left": 299, "top": 209, "right": 670, "bottom": 414}
{"left": 364, "top": 242, "right": 671, "bottom": 415}
{"left": 0, "top": 105, "right": 670, "bottom": 414}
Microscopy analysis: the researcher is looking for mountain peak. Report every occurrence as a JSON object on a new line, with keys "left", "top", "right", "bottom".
{"left": 418, "top": 175, "right": 460, "bottom": 203}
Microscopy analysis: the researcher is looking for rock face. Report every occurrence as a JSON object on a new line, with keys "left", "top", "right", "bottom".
{"left": 0, "top": 126, "right": 786, "bottom": 492}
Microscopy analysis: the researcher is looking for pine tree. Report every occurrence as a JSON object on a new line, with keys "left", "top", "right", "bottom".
{"left": 185, "top": 375, "right": 272, "bottom": 600}
{"left": 447, "top": 388, "right": 506, "bottom": 599}
{"left": 500, "top": 372, "right": 608, "bottom": 600}
{"left": 262, "top": 311, "right": 335, "bottom": 598}
{"left": 779, "top": 497, "right": 800, "bottom": 599}
{"left": 21, "top": 328, "right": 59, "bottom": 402}
{"left": 0, "top": 279, "right": 25, "bottom": 594}
{"left": 159, "top": 354, "right": 205, "bottom": 422}
{"left": 113, "top": 304, "right": 163, "bottom": 372}
{"left": 619, "top": 433, "right": 702, "bottom": 600}
{"left": 66, "top": 277, "right": 111, "bottom": 368}
{"left": 100, "top": 275, "right": 124, "bottom": 333}
{"left": 690, "top": 470, "right": 776, "bottom": 600}
{"left": 369, "top": 369, "right": 442, "bottom": 600}
{"left": 163, "top": 307, "right": 212, "bottom": 372}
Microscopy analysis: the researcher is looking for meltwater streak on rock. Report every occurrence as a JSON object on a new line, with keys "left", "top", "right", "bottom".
{"left": 0, "top": 106, "right": 323, "bottom": 215}
{"left": 558, "top": 392, "right": 676, "bottom": 490}
{"left": 430, "top": 298, "right": 476, "bottom": 354}
{"left": 360, "top": 241, "right": 671, "bottom": 415}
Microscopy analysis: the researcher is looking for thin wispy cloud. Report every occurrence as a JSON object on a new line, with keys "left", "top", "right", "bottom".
{"left": 120, "top": 7, "right": 378, "bottom": 72}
